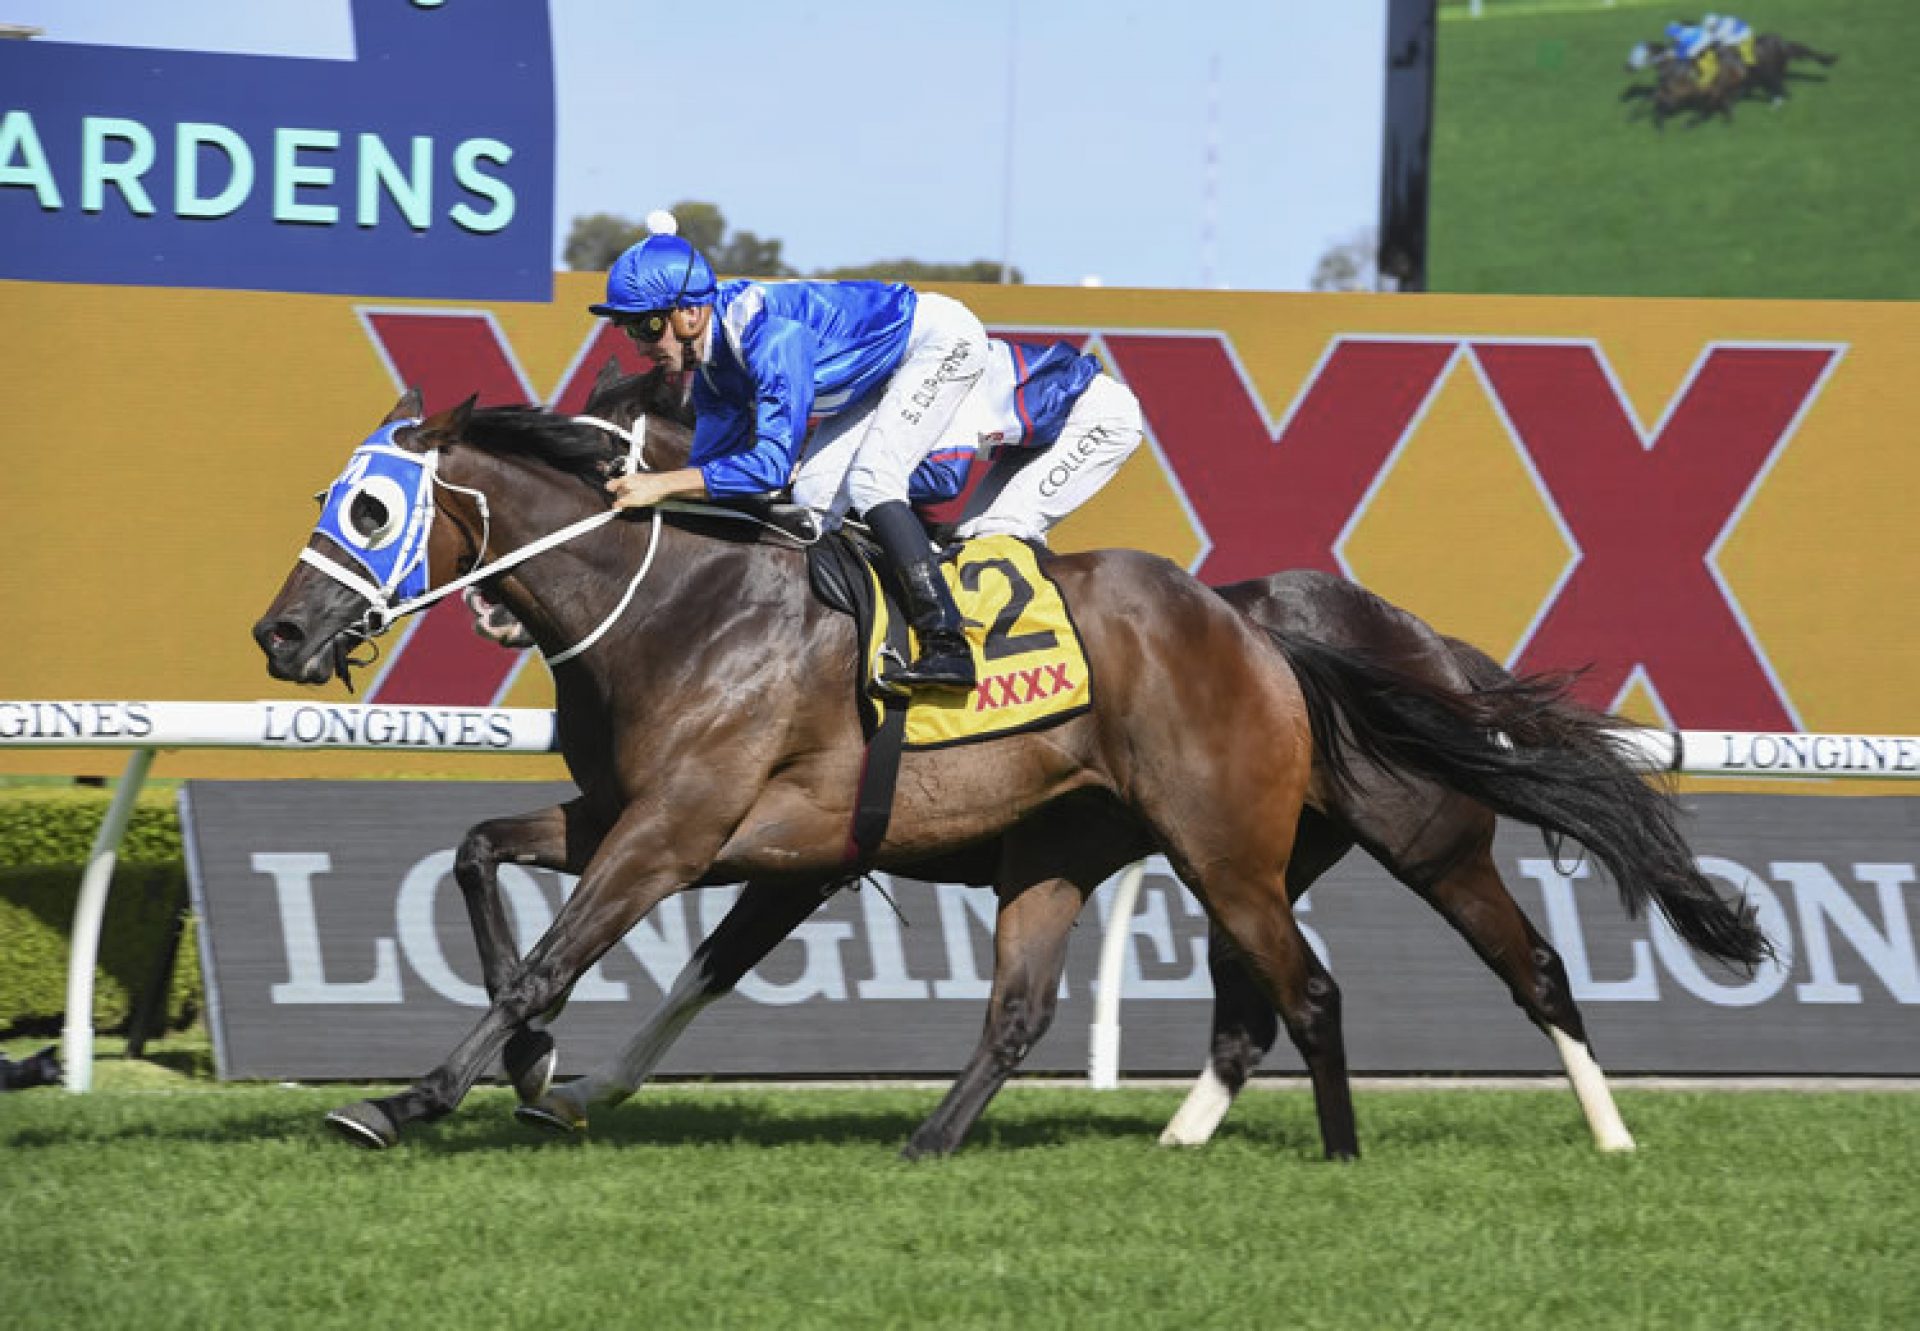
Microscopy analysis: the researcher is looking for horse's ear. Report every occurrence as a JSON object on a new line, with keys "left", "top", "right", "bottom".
{"left": 583, "top": 357, "right": 624, "bottom": 416}
{"left": 383, "top": 387, "right": 424, "bottom": 424}
{"left": 418, "top": 393, "right": 478, "bottom": 440}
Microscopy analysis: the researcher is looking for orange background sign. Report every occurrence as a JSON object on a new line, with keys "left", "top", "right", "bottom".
{"left": 3, "top": 275, "right": 1916, "bottom": 780}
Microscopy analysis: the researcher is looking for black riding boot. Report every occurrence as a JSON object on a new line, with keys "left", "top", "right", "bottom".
{"left": 865, "top": 501, "right": 977, "bottom": 690}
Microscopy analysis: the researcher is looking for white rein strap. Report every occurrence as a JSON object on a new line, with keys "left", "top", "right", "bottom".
{"left": 337, "top": 412, "right": 661, "bottom": 658}
{"left": 545, "top": 411, "right": 659, "bottom": 665}
{"left": 312, "top": 410, "right": 795, "bottom": 668}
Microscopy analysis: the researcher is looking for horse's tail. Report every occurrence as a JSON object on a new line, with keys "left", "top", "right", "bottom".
{"left": 1269, "top": 629, "right": 1773, "bottom": 970}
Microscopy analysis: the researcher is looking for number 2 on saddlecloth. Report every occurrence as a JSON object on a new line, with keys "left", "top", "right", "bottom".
{"left": 958, "top": 558, "right": 1060, "bottom": 662}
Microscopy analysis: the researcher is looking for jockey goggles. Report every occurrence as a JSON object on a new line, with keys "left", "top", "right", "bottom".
{"left": 610, "top": 250, "right": 699, "bottom": 344}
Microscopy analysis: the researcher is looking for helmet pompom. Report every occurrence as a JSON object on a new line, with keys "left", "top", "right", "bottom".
{"left": 644, "top": 210, "right": 679, "bottom": 237}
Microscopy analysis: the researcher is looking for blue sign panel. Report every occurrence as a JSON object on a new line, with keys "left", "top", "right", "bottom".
{"left": 0, "top": 0, "right": 554, "bottom": 300}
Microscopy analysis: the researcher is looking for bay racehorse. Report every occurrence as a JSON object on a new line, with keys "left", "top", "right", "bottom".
{"left": 257, "top": 387, "right": 1399, "bottom": 1157}
{"left": 485, "top": 366, "right": 1768, "bottom": 1157}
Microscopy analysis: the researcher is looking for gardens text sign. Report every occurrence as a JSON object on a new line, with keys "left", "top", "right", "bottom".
{"left": 0, "top": 0, "right": 553, "bottom": 299}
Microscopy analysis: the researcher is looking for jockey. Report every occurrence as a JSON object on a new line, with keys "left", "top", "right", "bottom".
{"left": 1705, "top": 13, "right": 1756, "bottom": 63}
{"left": 1666, "top": 19, "right": 1712, "bottom": 62}
{"left": 588, "top": 221, "right": 988, "bottom": 691}
{"left": 893, "top": 339, "right": 1143, "bottom": 545}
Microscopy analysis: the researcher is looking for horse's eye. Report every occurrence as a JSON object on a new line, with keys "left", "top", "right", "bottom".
{"left": 340, "top": 479, "right": 406, "bottom": 549}
{"left": 350, "top": 489, "right": 391, "bottom": 538}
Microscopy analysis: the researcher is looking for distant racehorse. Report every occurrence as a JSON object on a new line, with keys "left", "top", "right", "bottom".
{"left": 1623, "top": 42, "right": 1747, "bottom": 127}
{"left": 1746, "top": 33, "right": 1839, "bottom": 105}
{"left": 1626, "top": 34, "right": 1836, "bottom": 119}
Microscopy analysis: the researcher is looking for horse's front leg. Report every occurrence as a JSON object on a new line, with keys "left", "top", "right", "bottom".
{"left": 453, "top": 798, "right": 608, "bottom": 1104}
{"left": 517, "top": 878, "right": 829, "bottom": 1136}
{"left": 326, "top": 804, "right": 721, "bottom": 1149}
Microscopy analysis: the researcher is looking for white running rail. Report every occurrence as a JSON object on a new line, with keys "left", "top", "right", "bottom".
{"left": 5, "top": 702, "right": 1918, "bottom": 1092}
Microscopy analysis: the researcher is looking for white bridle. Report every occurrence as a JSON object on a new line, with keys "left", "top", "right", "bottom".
{"left": 297, "top": 414, "right": 662, "bottom": 666}
{"left": 298, "top": 409, "right": 818, "bottom": 668}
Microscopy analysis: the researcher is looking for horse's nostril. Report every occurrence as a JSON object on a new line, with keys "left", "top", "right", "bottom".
{"left": 267, "top": 620, "right": 305, "bottom": 651}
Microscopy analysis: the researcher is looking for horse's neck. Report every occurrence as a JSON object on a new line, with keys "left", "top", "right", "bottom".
{"left": 462, "top": 454, "right": 795, "bottom": 680}
{"left": 642, "top": 418, "right": 693, "bottom": 471}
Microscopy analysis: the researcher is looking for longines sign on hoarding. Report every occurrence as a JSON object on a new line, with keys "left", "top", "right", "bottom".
{"left": 0, "top": 0, "right": 554, "bottom": 299}
{"left": 181, "top": 782, "right": 1919, "bottom": 1081}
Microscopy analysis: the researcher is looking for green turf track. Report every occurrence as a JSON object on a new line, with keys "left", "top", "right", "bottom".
{"left": 3, "top": 1081, "right": 1914, "bottom": 1329}
{"left": 1431, "top": 0, "right": 1920, "bottom": 299}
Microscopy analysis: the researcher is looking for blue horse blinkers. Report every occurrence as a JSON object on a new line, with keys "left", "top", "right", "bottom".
{"left": 300, "top": 420, "right": 443, "bottom": 627}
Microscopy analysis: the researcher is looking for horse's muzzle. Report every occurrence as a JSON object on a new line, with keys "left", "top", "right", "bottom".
{"left": 253, "top": 614, "right": 336, "bottom": 685}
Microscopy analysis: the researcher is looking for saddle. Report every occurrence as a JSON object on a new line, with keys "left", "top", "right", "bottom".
{"left": 803, "top": 529, "right": 1095, "bottom": 870}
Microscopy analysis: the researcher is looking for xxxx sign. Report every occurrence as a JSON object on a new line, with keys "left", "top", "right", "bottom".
{"left": 1103, "top": 332, "right": 1841, "bottom": 730}
{"left": 355, "top": 303, "right": 1841, "bottom": 733}
{"left": 17, "top": 277, "right": 1901, "bottom": 780}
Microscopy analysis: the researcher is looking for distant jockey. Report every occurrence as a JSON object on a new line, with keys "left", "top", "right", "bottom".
{"left": 1666, "top": 20, "right": 1713, "bottom": 62}
{"left": 1665, "top": 19, "right": 1720, "bottom": 83}
{"left": 1705, "top": 13, "right": 1757, "bottom": 64}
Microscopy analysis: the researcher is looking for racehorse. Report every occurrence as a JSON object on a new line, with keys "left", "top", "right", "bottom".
{"left": 1622, "top": 43, "right": 1748, "bottom": 128}
{"left": 410, "top": 366, "right": 1766, "bottom": 1158}
{"left": 1626, "top": 34, "right": 1835, "bottom": 117}
{"left": 1746, "top": 34, "right": 1839, "bottom": 105}
{"left": 256, "top": 383, "right": 1427, "bottom": 1158}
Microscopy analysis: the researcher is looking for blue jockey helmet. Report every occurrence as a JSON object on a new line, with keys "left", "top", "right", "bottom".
{"left": 588, "top": 234, "right": 717, "bottom": 317}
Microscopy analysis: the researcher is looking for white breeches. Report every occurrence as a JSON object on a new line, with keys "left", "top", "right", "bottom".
{"left": 956, "top": 375, "right": 1143, "bottom": 542}
{"left": 790, "top": 292, "right": 987, "bottom": 523}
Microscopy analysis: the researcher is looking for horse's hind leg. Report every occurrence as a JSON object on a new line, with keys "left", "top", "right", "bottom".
{"left": 518, "top": 879, "right": 826, "bottom": 1136}
{"left": 901, "top": 813, "right": 1130, "bottom": 1159}
{"left": 1161, "top": 807, "right": 1351, "bottom": 1147}
{"left": 452, "top": 797, "right": 607, "bottom": 1103}
{"left": 1408, "top": 828, "right": 1635, "bottom": 1152}
{"left": 1197, "top": 874, "right": 1355, "bottom": 1159}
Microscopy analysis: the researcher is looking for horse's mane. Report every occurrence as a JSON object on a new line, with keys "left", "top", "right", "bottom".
{"left": 455, "top": 364, "right": 693, "bottom": 482}
{"left": 461, "top": 407, "right": 614, "bottom": 481}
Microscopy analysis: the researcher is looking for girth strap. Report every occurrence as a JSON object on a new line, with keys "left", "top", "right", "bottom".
{"left": 843, "top": 585, "right": 913, "bottom": 873}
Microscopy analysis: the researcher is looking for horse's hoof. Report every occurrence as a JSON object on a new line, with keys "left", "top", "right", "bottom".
{"left": 504, "top": 1027, "right": 557, "bottom": 1104}
{"left": 513, "top": 1097, "right": 586, "bottom": 1138}
{"left": 325, "top": 1100, "right": 399, "bottom": 1150}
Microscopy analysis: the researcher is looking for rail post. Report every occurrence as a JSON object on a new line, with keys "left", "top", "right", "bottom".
{"left": 61, "top": 746, "right": 157, "bottom": 1092}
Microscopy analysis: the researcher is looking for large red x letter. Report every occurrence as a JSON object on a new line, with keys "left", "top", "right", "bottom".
{"left": 1477, "top": 342, "right": 1839, "bottom": 728}
{"left": 357, "top": 310, "right": 648, "bottom": 705}
{"left": 1102, "top": 334, "right": 1456, "bottom": 583}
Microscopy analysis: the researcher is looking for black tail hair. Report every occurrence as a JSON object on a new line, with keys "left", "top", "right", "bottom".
{"left": 1271, "top": 629, "right": 1773, "bottom": 970}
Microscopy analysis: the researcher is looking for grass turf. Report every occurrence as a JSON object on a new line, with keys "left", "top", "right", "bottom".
{"left": 2, "top": 1079, "right": 1914, "bottom": 1329}
{"left": 1431, "top": 0, "right": 1920, "bottom": 299}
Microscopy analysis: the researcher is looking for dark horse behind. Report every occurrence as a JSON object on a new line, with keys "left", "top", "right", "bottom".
{"left": 254, "top": 370, "right": 1769, "bottom": 1159}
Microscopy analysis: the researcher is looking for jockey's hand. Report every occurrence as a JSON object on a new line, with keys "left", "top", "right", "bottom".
{"left": 606, "top": 466, "right": 706, "bottom": 512}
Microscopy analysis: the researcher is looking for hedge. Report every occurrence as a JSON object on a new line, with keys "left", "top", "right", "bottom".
{"left": 0, "top": 787, "right": 200, "bottom": 1035}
